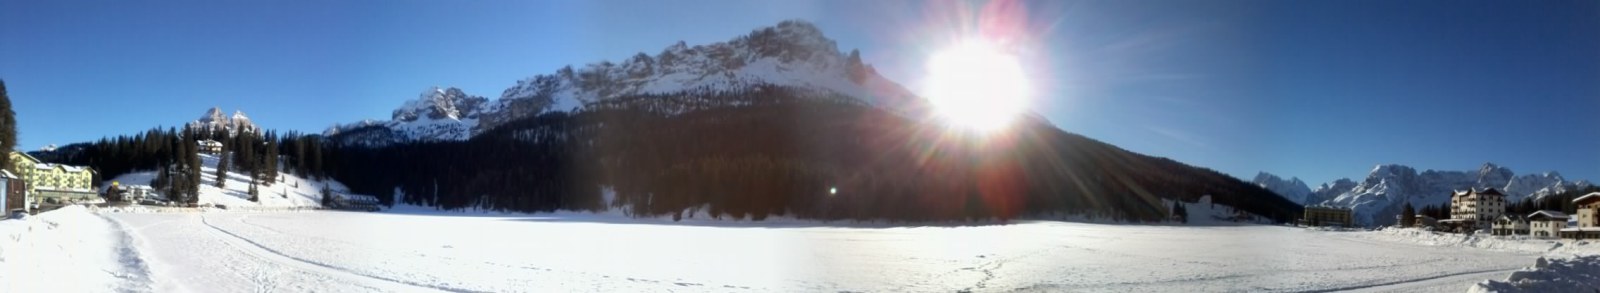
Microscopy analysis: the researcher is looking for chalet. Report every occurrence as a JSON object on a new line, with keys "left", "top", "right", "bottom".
{"left": 1561, "top": 192, "right": 1600, "bottom": 239}
{"left": 328, "top": 192, "right": 381, "bottom": 211}
{"left": 1438, "top": 188, "right": 1505, "bottom": 232}
{"left": 197, "top": 140, "right": 223, "bottom": 154}
{"left": 105, "top": 183, "right": 157, "bottom": 203}
{"left": 1, "top": 170, "right": 25, "bottom": 213}
{"left": 1393, "top": 214, "right": 1440, "bottom": 228}
{"left": 1301, "top": 206, "right": 1353, "bottom": 227}
{"left": 1490, "top": 215, "right": 1528, "bottom": 236}
{"left": 8, "top": 151, "right": 97, "bottom": 204}
{"left": 1528, "top": 210, "right": 1568, "bottom": 239}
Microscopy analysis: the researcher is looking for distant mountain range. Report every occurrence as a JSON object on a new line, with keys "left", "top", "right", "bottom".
{"left": 308, "top": 20, "right": 1300, "bottom": 221}
{"left": 325, "top": 20, "right": 920, "bottom": 146}
{"left": 1254, "top": 163, "right": 1593, "bottom": 226}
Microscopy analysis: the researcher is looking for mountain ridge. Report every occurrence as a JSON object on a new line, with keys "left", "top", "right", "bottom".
{"left": 1259, "top": 162, "right": 1593, "bottom": 226}
{"left": 327, "top": 20, "right": 920, "bottom": 146}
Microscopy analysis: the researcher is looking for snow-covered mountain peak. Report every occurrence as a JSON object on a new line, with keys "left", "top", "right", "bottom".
{"left": 1251, "top": 172, "right": 1312, "bottom": 204}
{"left": 393, "top": 87, "right": 487, "bottom": 122}
{"left": 199, "top": 107, "right": 226, "bottom": 123}
{"left": 187, "top": 107, "right": 259, "bottom": 136}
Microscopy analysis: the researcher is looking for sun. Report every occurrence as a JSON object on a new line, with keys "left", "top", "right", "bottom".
{"left": 923, "top": 40, "right": 1032, "bottom": 133}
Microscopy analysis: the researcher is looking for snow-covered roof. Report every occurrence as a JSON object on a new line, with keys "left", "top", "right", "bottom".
{"left": 35, "top": 163, "right": 89, "bottom": 173}
{"left": 10, "top": 151, "right": 42, "bottom": 164}
{"left": 1495, "top": 214, "right": 1524, "bottom": 221}
{"left": 0, "top": 169, "right": 17, "bottom": 179}
{"left": 1573, "top": 192, "right": 1600, "bottom": 204}
{"left": 1559, "top": 227, "right": 1600, "bottom": 232}
{"left": 1528, "top": 210, "right": 1569, "bottom": 220}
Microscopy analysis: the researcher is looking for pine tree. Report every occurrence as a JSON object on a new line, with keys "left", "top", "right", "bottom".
{"left": 184, "top": 130, "right": 202, "bottom": 204}
{"left": 214, "top": 143, "right": 230, "bottom": 188}
{"left": 320, "top": 184, "right": 333, "bottom": 207}
{"left": 1401, "top": 202, "right": 1416, "bottom": 227}
{"left": 264, "top": 133, "right": 279, "bottom": 183}
{"left": 248, "top": 180, "right": 259, "bottom": 202}
{"left": 0, "top": 79, "right": 15, "bottom": 172}
{"left": 0, "top": 78, "right": 15, "bottom": 172}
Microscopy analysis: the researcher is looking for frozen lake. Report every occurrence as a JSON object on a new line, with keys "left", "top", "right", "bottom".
{"left": 74, "top": 210, "right": 1547, "bottom": 292}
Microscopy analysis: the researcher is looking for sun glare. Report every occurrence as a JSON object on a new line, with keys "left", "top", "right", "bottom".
{"left": 923, "top": 40, "right": 1032, "bottom": 133}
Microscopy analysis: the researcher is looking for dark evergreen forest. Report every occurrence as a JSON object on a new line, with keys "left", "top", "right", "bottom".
{"left": 34, "top": 86, "right": 1301, "bottom": 223}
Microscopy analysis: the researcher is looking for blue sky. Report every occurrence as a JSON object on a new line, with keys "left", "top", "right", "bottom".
{"left": 2, "top": 0, "right": 1597, "bottom": 185}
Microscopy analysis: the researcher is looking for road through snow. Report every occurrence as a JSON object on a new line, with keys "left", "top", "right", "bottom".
{"left": 88, "top": 210, "right": 1552, "bottom": 292}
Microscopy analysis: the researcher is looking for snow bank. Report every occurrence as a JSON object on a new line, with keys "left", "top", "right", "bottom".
{"left": 1363, "top": 227, "right": 1600, "bottom": 256}
{"left": 1470, "top": 256, "right": 1600, "bottom": 293}
{"left": 0, "top": 205, "right": 151, "bottom": 292}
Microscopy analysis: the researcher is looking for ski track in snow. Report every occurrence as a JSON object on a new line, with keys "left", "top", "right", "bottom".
{"left": 98, "top": 214, "right": 156, "bottom": 292}
{"left": 196, "top": 215, "right": 459, "bottom": 293}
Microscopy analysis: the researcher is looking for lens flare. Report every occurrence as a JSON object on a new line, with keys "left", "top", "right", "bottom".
{"left": 923, "top": 40, "right": 1032, "bottom": 133}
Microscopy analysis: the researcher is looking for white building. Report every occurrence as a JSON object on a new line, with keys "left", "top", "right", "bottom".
{"left": 197, "top": 140, "right": 223, "bottom": 154}
{"left": 1491, "top": 215, "right": 1528, "bottom": 236}
{"left": 1562, "top": 192, "right": 1600, "bottom": 239}
{"left": 1446, "top": 188, "right": 1506, "bottom": 231}
{"left": 1528, "top": 210, "right": 1568, "bottom": 239}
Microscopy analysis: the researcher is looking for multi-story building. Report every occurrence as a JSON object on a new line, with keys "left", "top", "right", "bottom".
{"left": 1563, "top": 192, "right": 1600, "bottom": 239}
{"left": 1301, "top": 206, "right": 1354, "bottom": 227}
{"left": 8, "top": 151, "right": 98, "bottom": 204}
{"left": 1446, "top": 188, "right": 1506, "bottom": 231}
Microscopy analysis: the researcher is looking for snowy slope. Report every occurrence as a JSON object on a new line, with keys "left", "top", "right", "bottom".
{"left": 1289, "top": 163, "right": 1592, "bottom": 226}
{"left": 327, "top": 20, "right": 920, "bottom": 144}
{"left": 102, "top": 154, "right": 351, "bottom": 208}
{"left": 0, "top": 206, "right": 153, "bottom": 292}
{"left": 1252, "top": 172, "right": 1313, "bottom": 204}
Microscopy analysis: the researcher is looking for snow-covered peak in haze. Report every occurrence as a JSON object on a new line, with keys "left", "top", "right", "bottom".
{"left": 187, "top": 107, "right": 259, "bottom": 136}
{"left": 330, "top": 20, "right": 921, "bottom": 145}
{"left": 394, "top": 87, "right": 488, "bottom": 122}
{"left": 1295, "top": 162, "right": 1593, "bottom": 226}
{"left": 326, "top": 87, "right": 486, "bottom": 142}
{"left": 1251, "top": 172, "right": 1312, "bottom": 204}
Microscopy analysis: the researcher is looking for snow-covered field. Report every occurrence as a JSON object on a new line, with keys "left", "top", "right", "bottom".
{"left": 6, "top": 206, "right": 1597, "bottom": 292}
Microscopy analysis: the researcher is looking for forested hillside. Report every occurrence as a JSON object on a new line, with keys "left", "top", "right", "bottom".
{"left": 323, "top": 85, "right": 1301, "bottom": 223}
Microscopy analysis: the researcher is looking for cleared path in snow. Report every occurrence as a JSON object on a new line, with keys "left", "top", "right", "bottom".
{"left": 109, "top": 213, "right": 445, "bottom": 293}
{"left": 106, "top": 211, "right": 1546, "bottom": 292}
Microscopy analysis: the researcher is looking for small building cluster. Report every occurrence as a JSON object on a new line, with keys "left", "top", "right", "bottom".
{"left": 1407, "top": 191, "right": 1600, "bottom": 240}
{"left": 105, "top": 183, "right": 161, "bottom": 204}
{"left": 197, "top": 139, "right": 223, "bottom": 155}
